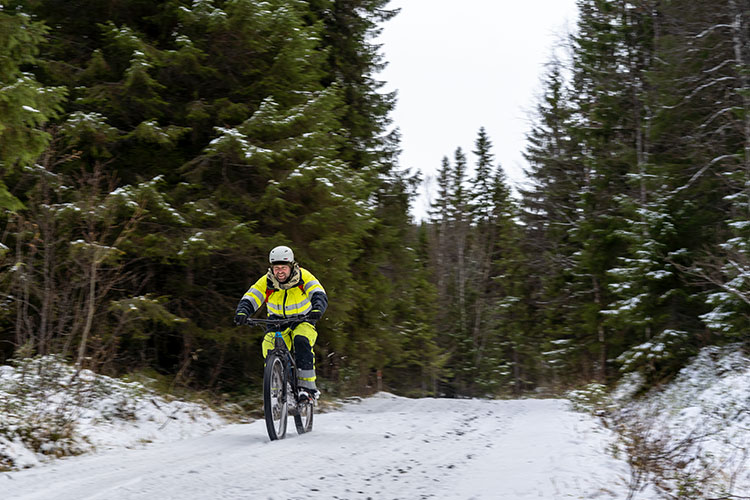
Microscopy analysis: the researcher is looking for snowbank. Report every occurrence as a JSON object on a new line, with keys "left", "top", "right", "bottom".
{"left": 613, "top": 344, "right": 750, "bottom": 497}
{"left": 0, "top": 356, "right": 226, "bottom": 471}
{"left": 2, "top": 344, "right": 750, "bottom": 500}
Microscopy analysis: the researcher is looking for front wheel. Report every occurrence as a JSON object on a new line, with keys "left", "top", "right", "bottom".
{"left": 263, "top": 354, "right": 287, "bottom": 440}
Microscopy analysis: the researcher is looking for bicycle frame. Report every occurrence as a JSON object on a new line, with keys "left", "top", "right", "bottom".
{"left": 247, "top": 318, "right": 307, "bottom": 406}
{"left": 245, "top": 316, "right": 315, "bottom": 440}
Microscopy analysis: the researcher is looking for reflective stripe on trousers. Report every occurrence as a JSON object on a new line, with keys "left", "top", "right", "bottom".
{"left": 297, "top": 369, "right": 317, "bottom": 390}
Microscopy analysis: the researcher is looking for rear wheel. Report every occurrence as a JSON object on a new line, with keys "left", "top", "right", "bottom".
{"left": 263, "top": 354, "right": 287, "bottom": 440}
{"left": 294, "top": 397, "right": 314, "bottom": 434}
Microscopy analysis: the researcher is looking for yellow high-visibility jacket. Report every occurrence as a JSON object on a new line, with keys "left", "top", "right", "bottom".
{"left": 240, "top": 267, "right": 327, "bottom": 320}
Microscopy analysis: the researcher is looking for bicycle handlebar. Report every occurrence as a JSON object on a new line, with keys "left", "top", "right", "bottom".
{"left": 243, "top": 316, "right": 312, "bottom": 329}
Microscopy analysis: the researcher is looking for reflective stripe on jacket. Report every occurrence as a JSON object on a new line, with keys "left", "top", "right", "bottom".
{"left": 241, "top": 267, "right": 326, "bottom": 319}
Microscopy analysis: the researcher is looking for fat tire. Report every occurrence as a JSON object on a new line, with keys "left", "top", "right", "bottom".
{"left": 263, "top": 354, "right": 287, "bottom": 440}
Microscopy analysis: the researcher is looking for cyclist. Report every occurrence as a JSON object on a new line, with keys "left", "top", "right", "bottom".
{"left": 233, "top": 245, "right": 327, "bottom": 402}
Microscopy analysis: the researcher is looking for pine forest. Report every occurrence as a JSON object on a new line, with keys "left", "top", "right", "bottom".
{"left": 1, "top": 0, "right": 749, "bottom": 400}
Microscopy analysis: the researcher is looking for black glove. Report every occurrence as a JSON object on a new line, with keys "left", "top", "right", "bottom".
{"left": 306, "top": 309, "right": 323, "bottom": 322}
{"left": 234, "top": 300, "right": 253, "bottom": 326}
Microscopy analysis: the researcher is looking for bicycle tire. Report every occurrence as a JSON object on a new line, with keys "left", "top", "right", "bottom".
{"left": 294, "top": 398, "right": 314, "bottom": 434}
{"left": 263, "top": 354, "right": 288, "bottom": 440}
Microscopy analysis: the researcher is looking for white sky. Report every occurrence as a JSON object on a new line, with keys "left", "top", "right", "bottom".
{"left": 377, "top": 0, "right": 579, "bottom": 220}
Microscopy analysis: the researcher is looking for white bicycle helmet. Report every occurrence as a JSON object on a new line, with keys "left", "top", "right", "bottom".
{"left": 269, "top": 245, "right": 294, "bottom": 265}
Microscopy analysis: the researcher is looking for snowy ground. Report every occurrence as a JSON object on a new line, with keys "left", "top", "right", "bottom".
{"left": 4, "top": 345, "right": 750, "bottom": 499}
{"left": 0, "top": 357, "right": 226, "bottom": 470}
{"left": 0, "top": 393, "right": 633, "bottom": 500}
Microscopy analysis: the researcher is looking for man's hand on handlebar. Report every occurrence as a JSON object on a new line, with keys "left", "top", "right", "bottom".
{"left": 233, "top": 312, "right": 248, "bottom": 326}
{"left": 306, "top": 309, "right": 323, "bottom": 322}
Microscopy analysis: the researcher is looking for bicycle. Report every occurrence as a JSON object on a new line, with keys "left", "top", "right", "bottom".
{"left": 245, "top": 317, "right": 315, "bottom": 441}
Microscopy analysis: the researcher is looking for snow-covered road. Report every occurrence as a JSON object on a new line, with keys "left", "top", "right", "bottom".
{"left": 1, "top": 394, "right": 633, "bottom": 499}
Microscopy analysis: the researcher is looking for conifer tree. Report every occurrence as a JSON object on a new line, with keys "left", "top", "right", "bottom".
{"left": 520, "top": 57, "right": 586, "bottom": 383}
{"left": 603, "top": 192, "right": 694, "bottom": 377}
{"left": 467, "top": 130, "right": 504, "bottom": 391}
{"left": 659, "top": 1, "right": 750, "bottom": 341}
{"left": 0, "top": 0, "right": 425, "bottom": 394}
{"left": 451, "top": 147, "right": 470, "bottom": 329}
{"left": 311, "top": 0, "right": 399, "bottom": 172}
{"left": 488, "top": 166, "right": 540, "bottom": 394}
{"left": 469, "top": 140, "right": 533, "bottom": 394}
{"left": 0, "top": 6, "right": 66, "bottom": 209}
{"left": 423, "top": 130, "right": 533, "bottom": 395}
{"left": 470, "top": 127, "right": 495, "bottom": 224}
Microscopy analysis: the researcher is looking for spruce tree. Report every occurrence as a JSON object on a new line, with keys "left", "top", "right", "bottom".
{"left": 658, "top": 1, "right": 750, "bottom": 342}
{"left": 0, "top": 5, "right": 66, "bottom": 209}
{"left": 0, "top": 0, "right": 424, "bottom": 395}
{"left": 520, "top": 57, "right": 587, "bottom": 384}
{"left": 311, "top": 0, "right": 398, "bottom": 172}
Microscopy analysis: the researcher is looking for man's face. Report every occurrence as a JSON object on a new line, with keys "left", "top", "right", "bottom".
{"left": 272, "top": 263, "right": 292, "bottom": 282}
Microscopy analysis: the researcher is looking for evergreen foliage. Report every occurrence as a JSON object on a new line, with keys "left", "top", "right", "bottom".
{"left": 0, "top": 0, "right": 436, "bottom": 397}
{"left": 425, "top": 130, "right": 528, "bottom": 395}
{"left": 0, "top": 4, "right": 66, "bottom": 209}
{"left": 3, "top": 0, "right": 750, "bottom": 399}
{"left": 517, "top": 0, "right": 750, "bottom": 388}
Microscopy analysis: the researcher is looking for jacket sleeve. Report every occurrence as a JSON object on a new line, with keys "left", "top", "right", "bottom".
{"left": 235, "top": 275, "right": 267, "bottom": 316}
{"left": 310, "top": 289, "right": 328, "bottom": 313}
{"left": 302, "top": 269, "right": 328, "bottom": 314}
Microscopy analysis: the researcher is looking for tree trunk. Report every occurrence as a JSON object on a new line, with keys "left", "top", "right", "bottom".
{"left": 593, "top": 275, "right": 607, "bottom": 382}
{"left": 76, "top": 256, "right": 98, "bottom": 367}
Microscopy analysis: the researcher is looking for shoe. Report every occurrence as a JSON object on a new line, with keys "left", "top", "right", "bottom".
{"left": 298, "top": 389, "right": 311, "bottom": 404}
{"left": 298, "top": 388, "right": 319, "bottom": 404}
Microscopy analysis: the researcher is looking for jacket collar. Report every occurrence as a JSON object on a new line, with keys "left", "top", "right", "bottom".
{"left": 266, "top": 262, "right": 302, "bottom": 290}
